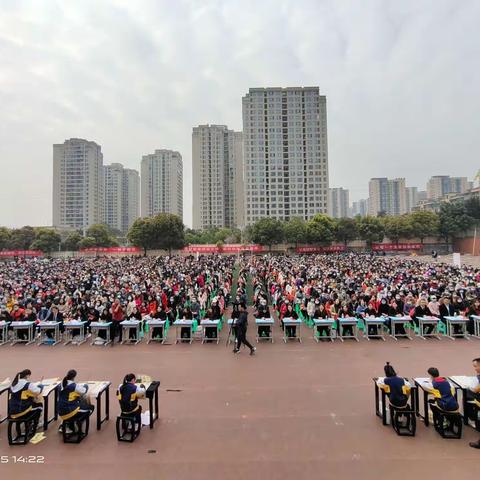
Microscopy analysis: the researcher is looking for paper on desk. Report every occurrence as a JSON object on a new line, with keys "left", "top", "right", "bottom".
{"left": 141, "top": 411, "right": 150, "bottom": 426}
{"left": 450, "top": 375, "right": 477, "bottom": 389}
{"left": 0, "top": 377, "right": 11, "bottom": 388}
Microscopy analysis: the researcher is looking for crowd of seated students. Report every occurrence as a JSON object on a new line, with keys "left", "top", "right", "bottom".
{"left": 0, "top": 255, "right": 234, "bottom": 344}
{"left": 243, "top": 253, "right": 480, "bottom": 336}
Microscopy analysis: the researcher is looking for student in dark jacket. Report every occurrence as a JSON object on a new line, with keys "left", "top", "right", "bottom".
{"left": 380, "top": 362, "right": 409, "bottom": 408}
{"left": 427, "top": 367, "right": 459, "bottom": 412}
{"left": 412, "top": 298, "right": 435, "bottom": 334}
{"left": 116, "top": 373, "right": 146, "bottom": 426}
{"left": 439, "top": 296, "right": 460, "bottom": 334}
{"left": 234, "top": 305, "right": 255, "bottom": 355}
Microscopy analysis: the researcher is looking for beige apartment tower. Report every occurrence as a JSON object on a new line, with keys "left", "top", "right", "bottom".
{"left": 104, "top": 163, "right": 139, "bottom": 233}
{"left": 242, "top": 87, "right": 329, "bottom": 224}
{"left": 368, "top": 177, "right": 407, "bottom": 216}
{"left": 328, "top": 187, "right": 350, "bottom": 218}
{"left": 141, "top": 149, "right": 183, "bottom": 219}
{"left": 192, "top": 125, "right": 244, "bottom": 230}
{"left": 52, "top": 138, "right": 104, "bottom": 233}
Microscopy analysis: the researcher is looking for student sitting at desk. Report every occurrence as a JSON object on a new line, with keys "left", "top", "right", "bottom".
{"left": 9, "top": 369, "right": 44, "bottom": 430}
{"left": 180, "top": 306, "right": 193, "bottom": 341}
{"left": 58, "top": 369, "right": 94, "bottom": 426}
{"left": 466, "top": 299, "right": 480, "bottom": 335}
{"left": 427, "top": 367, "right": 459, "bottom": 412}
{"left": 151, "top": 305, "right": 167, "bottom": 340}
{"left": 126, "top": 306, "right": 142, "bottom": 340}
{"left": 378, "top": 362, "right": 410, "bottom": 408}
{"left": 412, "top": 297, "right": 435, "bottom": 334}
{"left": 0, "top": 306, "right": 11, "bottom": 342}
{"left": 439, "top": 296, "right": 461, "bottom": 334}
{"left": 281, "top": 303, "right": 298, "bottom": 337}
{"left": 338, "top": 303, "right": 355, "bottom": 336}
{"left": 255, "top": 299, "right": 271, "bottom": 337}
{"left": 117, "top": 373, "right": 146, "bottom": 426}
{"left": 42, "top": 305, "right": 64, "bottom": 339}
{"left": 467, "top": 357, "right": 480, "bottom": 449}
{"left": 313, "top": 302, "right": 329, "bottom": 338}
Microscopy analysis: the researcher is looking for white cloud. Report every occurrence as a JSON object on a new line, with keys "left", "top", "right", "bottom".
{"left": 0, "top": 0, "right": 478, "bottom": 227}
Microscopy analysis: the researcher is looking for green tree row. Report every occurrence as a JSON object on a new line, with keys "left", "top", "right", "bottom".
{"left": 245, "top": 198, "right": 480, "bottom": 248}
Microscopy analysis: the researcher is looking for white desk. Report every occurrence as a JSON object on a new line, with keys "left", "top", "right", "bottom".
{"left": 10, "top": 321, "right": 35, "bottom": 345}
{"left": 418, "top": 316, "right": 441, "bottom": 340}
{"left": 388, "top": 316, "right": 412, "bottom": 340}
{"left": 37, "top": 321, "right": 62, "bottom": 346}
{"left": 313, "top": 318, "right": 335, "bottom": 342}
{"left": 337, "top": 317, "right": 359, "bottom": 342}
{"left": 365, "top": 317, "right": 386, "bottom": 341}
{"left": 282, "top": 317, "right": 302, "bottom": 343}
{"left": 145, "top": 318, "right": 167, "bottom": 344}
{"left": 120, "top": 320, "right": 142, "bottom": 345}
{"left": 63, "top": 320, "right": 88, "bottom": 345}
{"left": 200, "top": 319, "right": 220, "bottom": 344}
{"left": 173, "top": 319, "right": 194, "bottom": 344}
{"left": 0, "top": 321, "right": 9, "bottom": 346}
{"left": 444, "top": 316, "right": 469, "bottom": 340}
{"left": 471, "top": 315, "right": 480, "bottom": 339}
{"left": 255, "top": 318, "right": 274, "bottom": 343}
{"left": 90, "top": 321, "right": 112, "bottom": 346}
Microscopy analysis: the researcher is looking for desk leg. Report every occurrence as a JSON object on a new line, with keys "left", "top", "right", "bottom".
{"left": 43, "top": 396, "right": 49, "bottom": 431}
{"left": 374, "top": 383, "right": 379, "bottom": 416}
{"left": 381, "top": 390, "right": 387, "bottom": 425}
{"left": 463, "top": 388, "right": 469, "bottom": 426}
{"left": 106, "top": 387, "right": 110, "bottom": 422}
{"left": 97, "top": 393, "right": 102, "bottom": 430}
{"left": 149, "top": 395, "right": 153, "bottom": 429}
{"left": 424, "top": 390, "right": 429, "bottom": 426}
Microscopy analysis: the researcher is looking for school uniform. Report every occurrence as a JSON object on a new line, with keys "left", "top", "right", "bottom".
{"left": 9, "top": 379, "right": 43, "bottom": 424}
{"left": 430, "top": 377, "right": 459, "bottom": 412}
{"left": 117, "top": 382, "right": 146, "bottom": 424}
{"left": 58, "top": 381, "right": 94, "bottom": 422}
{"left": 382, "top": 376, "right": 409, "bottom": 408}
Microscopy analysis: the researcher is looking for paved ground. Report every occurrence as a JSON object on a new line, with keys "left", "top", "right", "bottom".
{"left": 1, "top": 319, "right": 480, "bottom": 480}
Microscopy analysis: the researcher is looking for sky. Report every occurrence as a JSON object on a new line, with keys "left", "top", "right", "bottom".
{"left": 0, "top": 0, "right": 479, "bottom": 228}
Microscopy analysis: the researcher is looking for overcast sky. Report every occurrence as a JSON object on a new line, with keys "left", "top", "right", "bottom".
{"left": 0, "top": 0, "right": 478, "bottom": 228}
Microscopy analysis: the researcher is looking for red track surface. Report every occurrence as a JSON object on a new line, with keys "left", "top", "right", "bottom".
{"left": 1, "top": 314, "right": 480, "bottom": 480}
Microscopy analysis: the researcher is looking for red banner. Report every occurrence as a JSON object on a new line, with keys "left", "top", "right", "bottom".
{"left": 79, "top": 246, "right": 141, "bottom": 254}
{"left": 0, "top": 250, "right": 43, "bottom": 257}
{"left": 372, "top": 243, "right": 422, "bottom": 251}
{"left": 295, "top": 245, "right": 346, "bottom": 253}
{"left": 183, "top": 244, "right": 266, "bottom": 253}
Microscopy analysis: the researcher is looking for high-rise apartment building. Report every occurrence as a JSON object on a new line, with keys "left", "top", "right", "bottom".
{"left": 104, "top": 163, "right": 139, "bottom": 233}
{"left": 328, "top": 187, "right": 349, "bottom": 218}
{"left": 141, "top": 149, "right": 183, "bottom": 219}
{"left": 368, "top": 177, "right": 407, "bottom": 216}
{"left": 52, "top": 138, "right": 103, "bottom": 233}
{"left": 351, "top": 199, "right": 368, "bottom": 217}
{"left": 405, "top": 186, "right": 419, "bottom": 213}
{"left": 427, "top": 175, "right": 470, "bottom": 200}
{"left": 242, "top": 87, "right": 329, "bottom": 224}
{"left": 192, "top": 125, "right": 244, "bottom": 230}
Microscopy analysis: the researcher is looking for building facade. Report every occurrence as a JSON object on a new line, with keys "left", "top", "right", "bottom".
{"left": 405, "top": 186, "right": 419, "bottom": 213}
{"left": 351, "top": 198, "right": 368, "bottom": 217}
{"left": 327, "top": 187, "right": 349, "bottom": 218}
{"left": 192, "top": 125, "right": 244, "bottom": 230}
{"left": 427, "top": 175, "right": 470, "bottom": 200}
{"left": 242, "top": 87, "right": 329, "bottom": 224}
{"left": 52, "top": 138, "right": 103, "bottom": 233}
{"left": 104, "top": 163, "right": 139, "bottom": 234}
{"left": 368, "top": 177, "right": 407, "bottom": 216}
{"left": 141, "top": 149, "right": 183, "bottom": 219}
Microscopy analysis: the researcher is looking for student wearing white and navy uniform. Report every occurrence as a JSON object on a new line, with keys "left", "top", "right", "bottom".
{"left": 58, "top": 369, "right": 94, "bottom": 423}
{"left": 9, "top": 369, "right": 43, "bottom": 429}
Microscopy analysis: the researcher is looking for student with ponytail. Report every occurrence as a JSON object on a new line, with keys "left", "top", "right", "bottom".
{"left": 57, "top": 369, "right": 94, "bottom": 423}
{"left": 116, "top": 373, "right": 146, "bottom": 424}
{"left": 9, "top": 369, "right": 44, "bottom": 428}
{"left": 377, "top": 362, "right": 410, "bottom": 408}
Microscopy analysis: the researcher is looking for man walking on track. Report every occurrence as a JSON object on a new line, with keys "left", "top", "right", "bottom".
{"left": 234, "top": 304, "right": 256, "bottom": 356}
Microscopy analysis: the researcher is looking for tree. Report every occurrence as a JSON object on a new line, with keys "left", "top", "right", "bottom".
{"left": 0, "top": 227, "right": 11, "bottom": 250}
{"left": 357, "top": 216, "right": 385, "bottom": 248}
{"left": 246, "top": 218, "right": 284, "bottom": 249}
{"left": 465, "top": 198, "right": 480, "bottom": 221}
{"left": 86, "top": 224, "right": 116, "bottom": 247}
{"left": 382, "top": 215, "right": 413, "bottom": 244}
{"left": 153, "top": 213, "right": 185, "bottom": 254}
{"left": 306, "top": 214, "right": 336, "bottom": 244}
{"left": 78, "top": 236, "right": 97, "bottom": 249}
{"left": 127, "top": 217, "right": 157, "bottom": 255}
{"left": 438, "top": 203, "right": 474, "bottom": 247}
{"left": 9, "top": 226, "right": 36, "bottom": 250}
{"left": 283, "top": 217, "right": 307, "bottom": 246}
{"left": 30, "top": 228, "right": 61, "bottom": 254}
{"left": 335, "top": 218, "right": 358, "bottom": 246}
{"left": 62, "top": 232, "right": 83, "bottom": 251}
{"left": 408, "top": 210, "right": 440, "bottom": 243}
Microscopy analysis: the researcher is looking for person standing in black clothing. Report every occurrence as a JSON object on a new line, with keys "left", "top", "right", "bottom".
{"left": 234, "top": 304, "right": 256, "bottom": 355}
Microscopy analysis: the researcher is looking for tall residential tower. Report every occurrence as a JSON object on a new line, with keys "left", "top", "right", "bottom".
{"left": 242, "top": 87, "right": 329, "bottom": 224}
{"left": 141, "top": 149, "right": 183, "bottom": 219}
{"left": 192, "top": 125, "right": 244, "bottom": 230}
{"left": 52, "top": 138, "right": 104, "bottom": 233}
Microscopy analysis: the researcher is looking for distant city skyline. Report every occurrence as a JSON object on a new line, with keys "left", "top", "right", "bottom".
{"left": 1, "top": 0, "right": 479, "bottom": 227}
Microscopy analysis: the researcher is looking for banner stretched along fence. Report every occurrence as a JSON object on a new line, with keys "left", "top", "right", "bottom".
{"left": 79, "top": 246, "right": 142, "bottom": 254}
{"left": 0, "top": 250, "right": 43, "bottom": 257}
{"left": 182, "top": 244, "right": 267, "bottom": 253}
{"left": 295, "top": 245, "right": 347, "bottom": 253}
{"left": 371, "top": 243, "right": 422, "bottom": 251}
